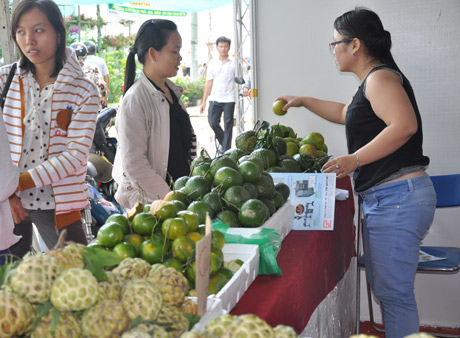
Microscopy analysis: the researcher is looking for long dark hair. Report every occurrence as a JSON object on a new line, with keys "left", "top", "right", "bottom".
{"left": 123, "top": 19, "right": 177, "bottom": 94}
{"left": 334, "top": 7, "right": 402, "bottom": 75}
{"left": 11, "top": 0, "right": 67, "bottom": 78}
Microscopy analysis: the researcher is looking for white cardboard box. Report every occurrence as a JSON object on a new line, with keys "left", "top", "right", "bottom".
{"left": 190, "top": 297, "right": 226, "bottom": 331}
{"left": 215, "top": 243, "right": 260, "bottom": 312}
{"left": 257, "top": 201, "right": 294, "bottom": 240}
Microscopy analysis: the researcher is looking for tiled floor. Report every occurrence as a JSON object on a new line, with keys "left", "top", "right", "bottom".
{"left": 359, "top": 321, "right": 460, "bottom": 337}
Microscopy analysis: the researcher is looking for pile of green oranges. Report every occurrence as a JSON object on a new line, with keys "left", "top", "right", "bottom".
{"left": 91, "top": 202, "right": 235, "bottom": 294}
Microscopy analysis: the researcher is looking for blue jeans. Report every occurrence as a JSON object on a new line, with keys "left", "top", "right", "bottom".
{"left": 360, "top": 174, "right": 436, "bottom": 338}
{"left": 0, "top": 249, "right": 12, "bottom": 266}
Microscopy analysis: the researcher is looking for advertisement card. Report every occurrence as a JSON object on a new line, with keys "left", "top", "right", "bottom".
{"left": 270, "top": 173, "right": 336, "bottom": 230}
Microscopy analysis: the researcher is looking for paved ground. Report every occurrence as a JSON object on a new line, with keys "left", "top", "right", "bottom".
{"left": 187, "top": 104, "right": 237, "bottom": 158}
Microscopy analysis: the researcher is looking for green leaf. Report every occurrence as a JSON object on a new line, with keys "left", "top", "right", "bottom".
{"left": 50, "top": 308, "right": 61, "bottom": 338}
{"left": 0, "top": 258, "right": 20, "bottom": 287}
{"left": 82, "top": 247, "right": 121, "bottom": 282}
{"left": 82, "top": 250, "right": 108, "bottom": 282}
{"left": 185, "top": 313, "right": 201, "bottom": 330}
{"left": 31, "top": 301, "right": 53, "bottom": 331}
{"left": 84, "top": 246, "right": 122, "bottom": 266}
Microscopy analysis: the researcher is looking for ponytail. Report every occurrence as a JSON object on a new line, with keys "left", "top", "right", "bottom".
{"left": 123, "top": 50, "right": 136, "bottom": 95}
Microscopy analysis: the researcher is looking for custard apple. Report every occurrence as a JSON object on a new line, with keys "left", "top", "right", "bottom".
{"left": 156, "top": 304, "right": 189, "bottom": 338}
{"left": 120, "top": 331, "right": 151, "bottom": 338}
{"left": 81, "top": 299, "right": 131, "bottom": 338}
{"left": 126, "top": 323, "right": 169, "bottom": 338}
{"left": 146, "top": 265, "right": 189, "bottom": 306}
{"left": 50, "top": 267, "right": 101, "bottom": 311}
{"left": 98, "top": 271, "right": 124, "bottom": 300}
{"left": 0, "top": 289, "right": 35, "bottom": 337}
{"left": 205, "top": 314, "right": 237, "bottom": 336}
{"left": 273, "top": 324, "right": 299, "bottom": 338}
{"left": 9, "top": 254, "right": 62, "bottom": 304}
{"left": 223, "top": 314, "right": 274, "bottom": 338}
{"left": 31, "top": 311, "right": 81, "bottom": 338}
{"left": 112, "top": 257, "right": 151, "bottom": 279}
{"left": 48, "top": 243, "right": 85, "bottom": 270}
{"left": 121, "top": 278, "right": 162, "bottom": 321}
{"left": 181, "top": 297, "right": 198, "bottom": 315}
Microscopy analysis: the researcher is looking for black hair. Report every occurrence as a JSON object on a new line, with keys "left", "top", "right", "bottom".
{"left": 123, "top": 19, "right": 177, "bottom": 95}
{"left": 216, "top": 36, "right": 231, "bottom": 46}
{"left": 11, "top": 0, "right": 67, "bottom": 78}
{"left": 334, "top": 7, "right": 402, "bottom": 74}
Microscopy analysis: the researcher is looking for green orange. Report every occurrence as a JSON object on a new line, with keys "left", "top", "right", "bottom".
{"left": 139, "top": 239, "right": 164, "bottom": 264}
{"left": 238, "top": 199, "right": 270, "bottom": 227}
{"left": 112, "top": 242, "right": 137, "bottom": 260}
{"left": 132, "top": 212, "right": 158, "bottom": 236}
{"left": 172, "top": 236, "right": 196, "bottom": 263}
{"left": 161, "top": 217, "right": 189, "bottom": 240}
{"left": 177, "top": 210, "right": 200, "bottom": 233}
{"left": 237, "top": 161, "right": 261, "bottom": 183}
{"left": 187, "top": 201, "right": 214, "bottom": 224}
{"left": 302, "top": 132, "right": 324, "bottom": 150}
{"left": 105, "top": 214, "right": 130, "bottom": 235}
{"left": 123, "top": 233, "right": 144, "bottom": 254}
{"left": 273, "top": 99, "right": 287, "bottom": 115}
{"left": 154, "top": 202, "right": 180, "bottom": 222}
{"left": 97, "top": 222, "right": 124, "bottom": 248}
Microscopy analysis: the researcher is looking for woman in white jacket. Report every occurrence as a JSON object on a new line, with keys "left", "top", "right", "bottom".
{"left": 0, "top": 118, "right": 21, "bottom": 265}
{"left": 113, "top": 19, "right": 196, "bottom": 209}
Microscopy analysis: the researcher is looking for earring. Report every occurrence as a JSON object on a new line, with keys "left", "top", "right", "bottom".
{"left": 152, "top": 59, "right": 156, "bottom": 64}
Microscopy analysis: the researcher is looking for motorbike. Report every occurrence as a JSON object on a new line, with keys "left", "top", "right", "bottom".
{"left": 81, "top": 107, "right": 124, "bottom": 240}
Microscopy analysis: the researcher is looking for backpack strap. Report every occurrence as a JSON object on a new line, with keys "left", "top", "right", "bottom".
{"left": 1, "top": 62, "right": 18, "bottom": 110}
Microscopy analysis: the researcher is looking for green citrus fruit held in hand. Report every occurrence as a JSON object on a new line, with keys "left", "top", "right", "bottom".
{"left": 273, "top": 99, "right": 287, "bottom": 115}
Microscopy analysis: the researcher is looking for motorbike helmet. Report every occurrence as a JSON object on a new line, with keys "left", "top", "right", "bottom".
{"left": 83, "top": 41, "right": 96, "bottom": 55}
{"left": 70, "top": 42, "right": 88, "bottom": 59}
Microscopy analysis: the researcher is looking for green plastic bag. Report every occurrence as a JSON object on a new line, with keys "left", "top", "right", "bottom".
{"left": 212, "top": 219, "right": 282, "bottom": 275}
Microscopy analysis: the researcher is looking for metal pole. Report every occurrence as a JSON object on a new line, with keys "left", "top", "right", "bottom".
{"left": 97, "top": 5, "right": 102, "bottom": 56}
{"left": 233, "top": 0, "right": 244, "bottom": 134}
{"left": 250, "top": 0, "right": 258, "bottom": 123}
{"left": 190, "top": 12, "right": 198, "bottom": 81}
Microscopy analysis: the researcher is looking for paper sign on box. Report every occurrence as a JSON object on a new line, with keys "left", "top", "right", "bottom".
{"left": 270, "top": 173, "right": 336, "bottom": 230}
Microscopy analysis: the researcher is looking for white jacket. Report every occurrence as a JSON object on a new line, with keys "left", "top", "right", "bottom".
{"left": 113, "top": 72, "right": 193, "bottom": 209}
{"left": 0, "top": 118, "right": 20, "bottom": 250}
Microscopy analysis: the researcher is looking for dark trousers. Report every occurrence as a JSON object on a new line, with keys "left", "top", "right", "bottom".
{"left": 9, "top": 209, "right": 87, "bottom": 258}
{"left": 208, "top": 101, "right": 235, "bottom": 151}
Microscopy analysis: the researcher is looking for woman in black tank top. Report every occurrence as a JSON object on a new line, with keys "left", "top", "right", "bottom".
{"left": 275, "top": 7, "right": 436, "bottom": 338}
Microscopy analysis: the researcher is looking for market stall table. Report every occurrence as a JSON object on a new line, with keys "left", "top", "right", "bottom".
{"left": 230, "top": 176, "right": 355, "bottom": 334}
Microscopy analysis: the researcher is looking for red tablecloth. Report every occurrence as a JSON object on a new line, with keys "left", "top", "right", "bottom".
{"left": 231, "top": 176, "right": 356, "bottom": 333}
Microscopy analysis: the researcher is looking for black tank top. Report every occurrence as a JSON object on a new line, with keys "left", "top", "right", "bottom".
{"left": 345, "top": 65, "right": 429, "bottom": 192}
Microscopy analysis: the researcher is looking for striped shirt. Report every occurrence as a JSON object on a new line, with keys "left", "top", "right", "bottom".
{"left": 0, "top": 48, "right": 99, "bottom": 228}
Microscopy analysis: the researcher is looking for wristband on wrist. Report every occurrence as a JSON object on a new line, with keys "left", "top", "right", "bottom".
{"left": 354, "top": 151, "right": 360, "bottom": 169}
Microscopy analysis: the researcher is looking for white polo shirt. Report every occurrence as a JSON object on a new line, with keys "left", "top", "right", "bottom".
{"left": 207, "top": 58, "right": 236, "bottom": 103}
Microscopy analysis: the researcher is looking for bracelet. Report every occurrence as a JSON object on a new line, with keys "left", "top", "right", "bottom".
{"left": 354, "top": 151, "right": 360, "bottom": 169}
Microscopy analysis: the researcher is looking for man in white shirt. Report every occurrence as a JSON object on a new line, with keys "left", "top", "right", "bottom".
{"left": 84, "top": 41, "right": 110, "bottom": 107}
{"left": 200, "top": 36, "right": 236, "bottom": 152}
